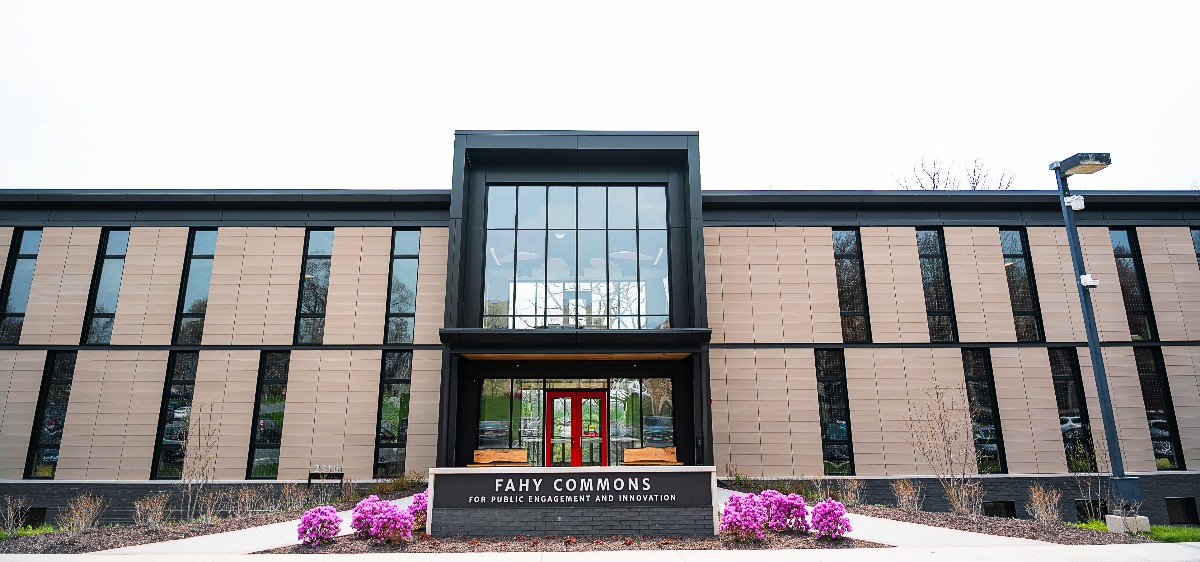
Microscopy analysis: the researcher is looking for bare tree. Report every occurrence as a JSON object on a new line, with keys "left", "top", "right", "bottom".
{"left": 907, "top": 377, "right": 984, "bottom": 518}
{"left": 897, "top": 158, "right": 1013, "bottom": 191}
{"left": 177, "top": 401, "right": 220, "bottom": 521}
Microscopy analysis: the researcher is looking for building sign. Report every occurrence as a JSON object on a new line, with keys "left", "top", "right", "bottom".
{"left": 430, "top": 467, "right": 714, "bottom": 509}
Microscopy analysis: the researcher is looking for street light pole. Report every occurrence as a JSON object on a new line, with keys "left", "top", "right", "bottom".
{"left": 1050, "top": 153, "right": 1140, "bottom": 504}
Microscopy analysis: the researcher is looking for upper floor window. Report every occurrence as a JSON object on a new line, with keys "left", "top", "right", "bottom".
{"left": 173, "top": 229, "right": 217, "bottom": 345}
{"left": 0, "top": 229, "right": 42, "bottom": 344}
{"left": 832, "top": 229, "right": 870, "bottom": 343}
{"left": 295, "top": 230, "right": 333, "bottom": 345}
{"left": 483, "top": 185, "right": 669, "bottom": 329}
{"left": 386, "top": 230, "right": 420, "bottom": 344}
{"left": 999, "top": 228, "right": 1044, "bottom": 342}
{"left": 1110, "top": 229, "right": 1157, "bottom": 341}
{"left": 82, "top": 229, "right": 129, "bottom": 344}
{"left": 1192, "top": 228, "right": 1199, "bottom": 269}
{"left": 916, "top": 228, "right": 957, "bottom": 342}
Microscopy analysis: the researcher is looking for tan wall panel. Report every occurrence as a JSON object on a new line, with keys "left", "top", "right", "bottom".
{"left": 204, "top": 228, "right": 303, "bottom": 345}
{"left": 278, "top": 350, "right": 381, "bottom": 480}
{"left": 0, "top": 350, "right": 47, "bottom": 478}
{"left": 22, "top": 227, "right": 100, "bottom": 345}
{"left": 190, "top": 350, "right": 260, "bottom": 479}
{"left": 1138, "top": 227, "right": 1200, "bottom": 341}
{"left": 1162, "top": 346, "right": 1200, "bottom": 469}
{"left": 861, "top": 227, "right": 927, "bottom": 344}
{"left": 414, "top": 227, "right": 448, "bottom": 345}
{"left": 1078, "top": 227, "right": 1130, "bottom": 342}
{"left": 56, "top": 350, "right": 168, "bottom": 480}
{"left": 405, "top": 349, "right": 442, "bottom": 472}
{"left": 1027, "top": 227, "right": 1086, "bottom": 342}
{"left": 990, "top": 348, "right": 1069, "bottom": 474}
{"left": 1078, "top": 347, "right": 1157, "bottom": 472}
{"left": 0, "top": 227, "right": 12, "bottom": 280}
{"left": 945, "top": 227, "right": 1016, "bottom": 342}
{"left": 324, "top": 228, "right": 391, "bottom": 345}
{"left": 111, "top": 227, "right": 188, "bottom": 345}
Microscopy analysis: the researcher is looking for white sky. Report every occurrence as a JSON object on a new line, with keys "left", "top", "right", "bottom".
{"left": 1, "top": 1, "right": 1198, "bottom": 191}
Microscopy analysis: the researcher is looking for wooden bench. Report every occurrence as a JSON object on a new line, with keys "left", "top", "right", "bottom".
{"left": 467, "top": 448, "right": 531, "bottom": 467}
{"left": 621, "top": 446, "right": 683, "bottom": 466}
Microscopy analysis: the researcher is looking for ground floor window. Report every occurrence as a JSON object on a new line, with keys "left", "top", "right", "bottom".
{"left": 477, "top": 377, "right": 673, "bottom": 467}
{"left": 815, "top": 349, "right": 854, "bottom": 475}
{"left": 151, "top": 351, "right": 199, "bottom": 479}
{"left": 375, "top": 351, "right": 411, "bottom": 477}
{"left": 247, "top": 351, "right": 290, "bottom": 479}
{"left": 26, "top": 351, "right": 77, "bottom": 479}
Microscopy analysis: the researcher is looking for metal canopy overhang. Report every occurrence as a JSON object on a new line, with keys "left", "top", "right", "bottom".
{"left": 439, "top": 328, "right": 711, "bottom": 357}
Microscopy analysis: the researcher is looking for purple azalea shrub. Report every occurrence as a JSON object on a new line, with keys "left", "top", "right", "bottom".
{"left": 368, "top": 502, "right": 415, "bottom": 544}
{"left": 297, "top": 505, "right": 343, "bottom": 547}
{"left": 811, "top": 498, "right": 853, "bottom": 539}
{"left": 719, "top": 493, "right": 768, "bottom": 541}
{"left": 350, "top": 495, "right": 390, "bottom": 538}
{"left": 407, "top": 491, "right": 429, "bottom": 531}
{"left": 759, "top": 489, "right": 809, "bottom": 532}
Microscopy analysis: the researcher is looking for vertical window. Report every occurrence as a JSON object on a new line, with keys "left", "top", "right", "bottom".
{"left": 1110, "top": 229, "right": 1157, "bottom": 341}
{"left": 1191, "top": 228, "right": 1199, "bottom": 269}
{"left": 173, "top": 229, "right": 217, "bottom": 345}
{"left": 295, "top": 230, "right": 333, "bottom": 345}
{"left": 0, "top": 229, "right": 42, "bottom": 344}
{"left": 999, "top": 228, "right": 1044, "bottom": 342}
{"left": 25, "top": 352, "right": 76, "bottom": 479}
{"left": 374, "top": 351, "right": 411, "bottom": 477}
{"left": 815, "top": 349, "right": 854, "bottom": 475}
{"left": 1048, "top": 348, "right": 1097, "bottom": 472}
{"left": 151, "top": 352, "right": 198, "bottom": 479}
{"left": 248, "top": 351, "right": 290, "bottom": 479}
{"left": 482, "top": 185, "right": 669, "bottom": 330}
{"left": 916, "top": 228, "right": 957, "bottom": 342}
{"left": 82, "top": 228, "right": 130, "bottom": 345}
{"left": 962, "top": 348, "right": 1006, "bottom": 474}
{"left": 1135, "top": 347, "right": 1185, "bottom": 470}
{"left": 385, "top": 230, "right": 420, "bottom": 344}
{"left": 832, "top": 229, "right": 870, "bottom": 343}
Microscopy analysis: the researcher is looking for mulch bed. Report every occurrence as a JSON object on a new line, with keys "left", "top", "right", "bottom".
{"left": 263, "top": 532, "right": 886, "bottom": 553}
{"left": 850, "top": 504, "right": 1152, "bottom": 545}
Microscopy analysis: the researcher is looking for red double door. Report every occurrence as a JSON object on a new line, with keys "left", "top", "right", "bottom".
{"left": 545, "top": 391, "right": 607, "bottom": 467}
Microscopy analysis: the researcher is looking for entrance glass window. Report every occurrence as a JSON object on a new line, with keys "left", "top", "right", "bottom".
{"left": 476, "top": 377, "right": 673, "bottom": 466}
{"left": 483, "top": 185, "right": 669, "bottom": 330}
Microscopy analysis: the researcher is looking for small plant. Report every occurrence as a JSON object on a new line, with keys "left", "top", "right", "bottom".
{"left": 0, "top": 496, "right": 31, "bottom": 536}
{"left": 759, "top": 489, "right": 809, "bottom": 532}
{"left": 369, "top": 469, "right": 426, "bottom": 497}
{"left": 719, "top": 493, "right": 767, "bottom": 541}
{"left": 563, "top": 535, "right": 577, "bottom": 545}
{"left": 838, "top": 479, "right": 865, "bottom": 507}
{"left": 891, "top": 479, "right": 924, "bottom": 512}
{"left": 132, "top": 493, "right": 170, "bottom": 528}
{"left": 56, "top": 492, "right": 108, "bottom": 537}
{"left": 726, "top": 463, "right": 748, "bottom": 488}
{"left": 338, "top": 476, "right": 357, "bottom": 502}
{"left": 368, "top": 502, "right": 415, "bottom": 544}
{"left": 350, "top": 495, "right": 389, "bottom": 538}
{"left": 811, "top": 498, "right": 852, "bottom": 539}
{"left": 1025, "top": 484, "right": 1062, "bottom": 530}
{"left": 297, "top": 505, "right": 342, "bottom": 547}
{"left": 469, "top": 538, "right": 482, "bottom": 547}
{"left": 660, "top": 537, "right": 676, "bottom": 545}
{"left": 407, "top": 491, "right": 429, "bottom": 532}
{"left": 623, "top": 537, "right": 634, "bottom": 546}
{"left": 281, "top": 483, "right": 308, "bottom": 512}
{"left": 197, "top": 490, "right": 220, "bottom": 522}
{"left": 591, "top": 538, "right": 603, "bottom": 545}
{"left": 528, "top": 539, "right": 539, "bottom": 547}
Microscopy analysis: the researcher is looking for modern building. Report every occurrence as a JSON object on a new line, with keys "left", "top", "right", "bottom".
{"left": 1, "top": 131, "right": 1199, "bottom": 524}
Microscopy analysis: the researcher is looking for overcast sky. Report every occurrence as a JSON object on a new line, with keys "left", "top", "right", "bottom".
{"left": 1, "top": 1, "right": 1198, "bottom": 192}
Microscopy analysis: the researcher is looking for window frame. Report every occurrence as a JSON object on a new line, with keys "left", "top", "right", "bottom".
{"left": 374, "top": 351, "right": 412, "bottom": 478}
{"left": 1110, "top": 228, "right": 1158, "bottom": 341}
{"left": 293, "top": 229, "right": 333, "bottom": 345}
{"left": 81, "top": 228, "right": 130, "bottom": 345}
{"left": 962, "top": 348, "right": 1008, "bottom": 474}
{"left": 999, "top": 227, "right": 1045, "bottom": 342}
{"left": 0, "top": 228, "right": 42, "bottom": 344}
{"left": 172, "top": 228, "right": 217, "bottom": 345}
{"left": 150, "top": 351, "right": 199, "bottom": 480}
{"left": 832, "top": 228, "right": 871, "bottom": 343}
{"left": 1048, "top": 347, "right": 1097, "bottom": 472}
{"left": 24, "top": 351, "right": 77, "bottom": 479}
{"left": 916, "top": 227, "right": 958, "bottom": 342}
{"left": 246, "top": 351, "right": 291, "bottom": 479}
{"left": 815, "top": 349, "right": 856, "bottom": 476}
{"left": 385, "top": 229, "right": 421, "bottom": 344}
{"left": 1134, "top": 346, "right": 1185, "bottom": 470}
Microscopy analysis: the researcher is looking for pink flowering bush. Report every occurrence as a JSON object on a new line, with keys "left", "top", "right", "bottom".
{"left": 811, "top": 497, "right": 853, "bottom": 539}
{"left": 407, "top": 491, "right": 429, "bottom": 531}
{"left": 759, "top": 489, "right": 809, "bottom": 532}
{"left": 350, "top": 495, "right": 390, "bottom": 538}
{"left": 297, "top": 505, "right": 342, "bottom": 547}
{"left": 719, "top": 493, "right": 768, "bottom": 541}
{"left": 368, "top": 502, "right": 415, "bottom": 544}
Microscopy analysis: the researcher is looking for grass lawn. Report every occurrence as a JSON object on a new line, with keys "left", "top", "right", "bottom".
{"left": 0, "top": 525, "right": 56, "bottom": 540}
{"left": 1074, "top": 520, "right": 1200, "bottom": 543}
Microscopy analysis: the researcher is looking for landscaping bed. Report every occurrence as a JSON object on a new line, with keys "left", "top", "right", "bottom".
{"left": 263, "top": 532, "right": 886, "bottom": 553}
{"left": 850, "top": 504, "right": 1151, "bottom": 545}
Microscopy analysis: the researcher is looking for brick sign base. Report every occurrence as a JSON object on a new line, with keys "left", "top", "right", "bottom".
{"left": 428, "top": 466, "right": 717, "bottom": 536}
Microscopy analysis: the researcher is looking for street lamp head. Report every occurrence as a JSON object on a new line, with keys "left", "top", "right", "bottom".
{"left": 1051, "top": 153, "right": 1111, "bottom": 176}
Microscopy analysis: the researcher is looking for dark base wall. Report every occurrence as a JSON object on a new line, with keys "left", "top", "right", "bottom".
{"left": 432, "top": 506, "right": 715, "bottom": 536}
{"left": 0, "top": 481, "right": 359, "bottom": 526}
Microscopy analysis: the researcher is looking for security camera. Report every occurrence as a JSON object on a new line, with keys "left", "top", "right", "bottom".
{"left": 1080, "top": 274, "right": 1099, "bottom": 289}
{"left": 1065, "top": 195, "right": 1085, "bottom": 211}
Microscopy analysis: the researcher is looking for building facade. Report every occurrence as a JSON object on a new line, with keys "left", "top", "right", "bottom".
{"left": 2, "top": 131, "right": 1200, "bottom": 523}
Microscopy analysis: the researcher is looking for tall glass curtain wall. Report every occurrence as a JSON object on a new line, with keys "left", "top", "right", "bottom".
{"left": 174, "top": 229, "right": 217, "bottom": 344}
{"left": 916, "top": 229, "right": 957, "bottom": 342}
{"left": 477, "top": 378, "right": 673, "bottom": 466}
{"left": 386, "top": 230, "right": 420, "bottom": 343}
{"left": 26, "top": 352, "right": 77, "bottom": 478}
{"left": 962, "top": 349, "right": 1006, "bottom": 474}
{"left": 815, "top": 349, "right": 854, "bottom": 475}
{"left": 151, "top": 352, "right": 199, "bottom": 479}
{"left": 1048, "top": 348, "right": 1097, "bottom": 472}
{"left": 82, "top": 229, "right": 130, "bottom": 344}
{"left": 1000, "top": 229, "right": 1045, "bottom": 342}
{"left": 375, "top": 351, "right": 412, "bottom": 477}
{"left": 248, "top": 351, "right": 291, "bottom": 478}
{"left": 483, "top": 185, "right": 670, "bottom": 329}
{"left": 295, "top": 230, "right": 333, "bottom": 345}
{"left": 832, "top": 229, "right": 870, "bottom": 342}
{"left": 0, "top": 229, "right": 42, "bottom": 344}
